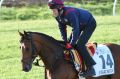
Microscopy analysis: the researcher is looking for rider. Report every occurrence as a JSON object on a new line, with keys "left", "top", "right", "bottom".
{"left": 48, "top": 0, "right": 96, "bottom": 77}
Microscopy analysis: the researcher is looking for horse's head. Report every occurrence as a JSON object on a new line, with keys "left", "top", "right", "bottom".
{"left": 19, "top": 31, "right": 65, "bottom": 72}
{"left": 19, "top": 31, "right": 38, "bottom": 72}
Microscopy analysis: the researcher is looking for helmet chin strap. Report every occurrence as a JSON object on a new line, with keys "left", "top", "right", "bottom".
{"left": 58, "top": 8, "right": 64, "bottom": 16}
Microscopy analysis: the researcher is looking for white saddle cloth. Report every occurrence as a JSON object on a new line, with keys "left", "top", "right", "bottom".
{"left": 92, "top": 44, "right": 115, "bottom": 77}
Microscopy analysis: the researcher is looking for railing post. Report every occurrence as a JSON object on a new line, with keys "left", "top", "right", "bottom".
{"left": 0, "top": 0, "right": 4, "bottom": 8}
{"left": 113, "top": 0, "right": 117, "bottom": 16}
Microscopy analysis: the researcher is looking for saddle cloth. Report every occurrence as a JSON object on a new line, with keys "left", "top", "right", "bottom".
{"left": 93, "top": 44, "right": 115, "bottom": 77}
{"left": 64, "top": 42, "right": 97, "bottom": 72}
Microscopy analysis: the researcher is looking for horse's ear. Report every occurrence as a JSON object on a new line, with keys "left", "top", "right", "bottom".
{"left": 18, "top": 30, "right": 24, "bottom": 37}
{"left": 24, "top": 30, "right": 28, "bottom": 36}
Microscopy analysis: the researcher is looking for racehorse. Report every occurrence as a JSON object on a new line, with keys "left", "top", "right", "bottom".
{"left": 19, "top": 31, "right": 120, "bottom": 79}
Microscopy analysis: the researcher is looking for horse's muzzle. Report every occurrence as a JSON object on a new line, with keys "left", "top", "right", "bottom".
{"left": 22, "top": 64, "right": 32, "bottom": 72}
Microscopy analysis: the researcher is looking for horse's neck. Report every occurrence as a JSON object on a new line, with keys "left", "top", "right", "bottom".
{"left": 36, "top": 34, "right": 64, "bottom": 70}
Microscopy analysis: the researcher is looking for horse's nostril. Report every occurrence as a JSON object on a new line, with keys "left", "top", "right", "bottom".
{"left": 22, "top": 65, "right": 31, "bottom": 72}
{"left": 23, "top": 67, "right": 29, "bottom": 72}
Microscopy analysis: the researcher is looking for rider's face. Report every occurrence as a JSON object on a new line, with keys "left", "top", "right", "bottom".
{"left": 51, "top": 9, "right": 59, "bottom": 17}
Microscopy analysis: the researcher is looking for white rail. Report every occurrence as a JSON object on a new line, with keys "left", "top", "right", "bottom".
{"left": 113, "top": 0, "right": 117, "bottom": 16}
{"left": 0, "top": 0, "right": 4, "bottom": 8}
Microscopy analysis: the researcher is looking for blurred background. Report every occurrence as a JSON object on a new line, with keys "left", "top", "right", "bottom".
{"left": 0, "top": 0, "right": 120, "bottom": 79}
{"left": 0, "top": 0, "right": 120, "bottom": 20}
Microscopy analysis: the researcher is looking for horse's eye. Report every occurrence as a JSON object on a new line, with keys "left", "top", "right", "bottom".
{"left": 25, "top": 48, "right": 29, "bottom": 51}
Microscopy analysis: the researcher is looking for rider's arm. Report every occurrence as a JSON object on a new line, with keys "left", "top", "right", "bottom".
{"left": 55, "top": 17, "right": 67, "bottom": 43}
{"left": 66, "top": 11, "right": 80, "bottom": 46}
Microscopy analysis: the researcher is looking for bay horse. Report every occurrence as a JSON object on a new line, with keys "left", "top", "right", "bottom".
{"left": 19, "top": 31, "right": 120, "bottom": 79}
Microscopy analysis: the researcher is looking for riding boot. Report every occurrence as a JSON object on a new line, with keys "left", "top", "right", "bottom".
{"left": 76, "top": 45, "right": 96, "bottom": 77}
{"left": 79, "top": 66, "right": 95, "bottom": 77}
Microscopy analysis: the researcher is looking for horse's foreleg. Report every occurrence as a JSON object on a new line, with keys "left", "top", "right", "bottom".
{"left": 45, "top": 68, "right": 51, "bottom": 79}
{"left": 45, "top": 68, "right": 47, "bottom": 79}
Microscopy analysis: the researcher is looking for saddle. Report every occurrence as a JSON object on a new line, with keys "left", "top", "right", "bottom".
{"left": 64, "top": 42, "right": 97, "bottom": 72}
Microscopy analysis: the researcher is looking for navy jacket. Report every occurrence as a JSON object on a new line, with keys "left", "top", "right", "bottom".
{"left": 56, "top": 7, "right": 95, "bottom": 45}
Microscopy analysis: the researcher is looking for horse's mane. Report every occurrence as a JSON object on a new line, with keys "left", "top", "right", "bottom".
{"left": 28, "top": 32, "right": 65, "bottom": 60}
{"left": 27, "top": 31, "right": 63, "bottom": 47}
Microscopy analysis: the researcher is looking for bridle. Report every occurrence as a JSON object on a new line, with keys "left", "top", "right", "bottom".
{"left": 28, "top": 33, "right": 44, "bottom": 67}
{"left": 28, "top": 33, "right": 38, "bottom": 61}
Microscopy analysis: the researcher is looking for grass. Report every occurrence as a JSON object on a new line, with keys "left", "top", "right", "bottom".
{"left": 0, "top": 16, "right": 120, "bottom": 79}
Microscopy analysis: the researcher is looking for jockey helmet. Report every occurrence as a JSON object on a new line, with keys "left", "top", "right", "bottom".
{"left": 48, "top": 0, "right": 64, "bottom": 9}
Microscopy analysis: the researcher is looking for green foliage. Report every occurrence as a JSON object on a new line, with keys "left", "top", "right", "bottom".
{"left": 65, "top": 2, "right": 119, "bottom": 15}
{"left": 16, "top": 8, "right": 38, "bottom": 20}
{"left": 16, "top": 7, "right": 52, "bottom": 20}
{"left": 0, "top": 7, "right": 16, "bottom": 20}
{"left": 68, "top": 0, "right": 114, "bottom": 3}
{"left": 0, "top": 2, "right": 120, "bottom": 20}
{"left": 0, "top": 6, "right": 52, "bottom": 20}
{"left": 116, "top": 4, "right": 120, "bottom": 14}
{"left": 82, "top": 3, "right": 113, "bottom": 15}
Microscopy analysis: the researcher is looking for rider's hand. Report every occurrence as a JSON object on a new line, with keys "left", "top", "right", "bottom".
{"left": 65, "top": 43, "right": 73, "bottom": 50}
